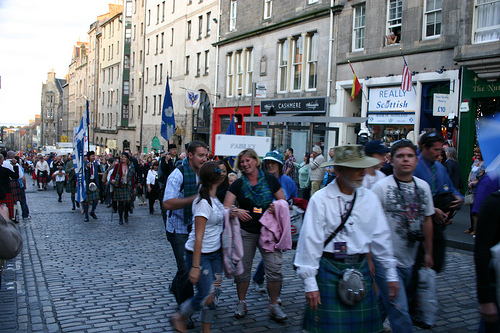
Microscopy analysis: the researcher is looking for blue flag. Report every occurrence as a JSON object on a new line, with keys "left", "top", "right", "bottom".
{"left": 225, "top": 115, "right": 237, "bottom": 169}
{"left": 161, "top": 77, "right": 175, "bottom": 142}
{"left": 477, "top": 114, "right": 500, "bottom": 174}
{"left": 73, "top": 101, "right": 90, "bottom": 202}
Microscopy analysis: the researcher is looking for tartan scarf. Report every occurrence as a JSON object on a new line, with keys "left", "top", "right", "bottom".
{"left": 182, "top": 158, "right": 197, "bottom": 225}
{"left": 241, "top": 169, "right": 273, "bottom": 210}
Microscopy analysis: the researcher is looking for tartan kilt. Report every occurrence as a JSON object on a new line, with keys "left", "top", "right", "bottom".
{"left": 83, "top": 188, "right": 100, "bottom": 202}
{"left": 303, "top": 257, "right": 382, "bottom": 333}
{"left": 66, "top": 179, "right": 77, "bottom": 194}
{"left": 37, "top": 171, "right": 48, "bottom": 184}
{"left": 9, "top": 180, "right": 22, "bottom": 202}
{"left": 113, "top": 185, "right": 133, "bottom": 202}
{"left": 0, "top": 193, "right": 15, "bottom": 219}
{"left": 56, "top": 181, "right": 65, "bottom": 194}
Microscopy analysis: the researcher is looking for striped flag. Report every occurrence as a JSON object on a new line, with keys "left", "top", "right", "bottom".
{"left": 348, "top": 61, "right": 362, "bottom": 102}
{"left": 401, "top": 58, "right": 413, "bottom": 92}
{"left": 73, "top": 101, "right": 90, "bottom": 203}
{"left": 161, "top": 77, "right": 175, "bottom": 142}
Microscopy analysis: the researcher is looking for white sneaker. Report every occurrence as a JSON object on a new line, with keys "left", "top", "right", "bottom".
{"left": 234, "top": 301, "right": 247, "bottom": 318}
{"left": 253, "top": 280, "right": 266, "bottom": 293}
{"left": 269, "top": 304, "right": 287, "bottom": 322}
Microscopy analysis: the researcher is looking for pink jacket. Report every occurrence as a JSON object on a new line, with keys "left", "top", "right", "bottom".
{"left": 222, "top": 209, "right": 244, "bottom": 278}
{"left": 259, "top": 199, "right": 292, "bottom": 252}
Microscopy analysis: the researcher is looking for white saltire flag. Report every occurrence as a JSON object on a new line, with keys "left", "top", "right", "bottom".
{"left": 185, "top": 89, "right": 200, "bottom": 109}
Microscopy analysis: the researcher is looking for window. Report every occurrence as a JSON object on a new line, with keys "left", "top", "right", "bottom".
{"left": 185, "top": 55, "right": 190, "bottom": 74}
{"left": 159, "top": 63, "right": 163, "bottom": 84}
{"left": 170, "top": 60, "right": 173, "bottom": 77}
{"left": 204, "top": 50, "right": 210, "bottom": 75}
{"left": 158, "top": 95, "right": 162, "bottom": 115}
{"left": 206, "top": 12, "right": 211, "bottom": 36}
{"left": 278, "top": 39, "right": 289, "bottom": 92}
{"left": 198, "top": 16, "right": 203, "bottom": 39}
{"left": 353, "top": 3, "right": 366, "bottom": 51}
{"left": 155, "top": 34, "right": 159, "bottom": 54}
{"left": 157, "top": 4, "right": 160, "bottom": 24}
{"left": 102, "top": 48, "right": 105, "bottom": 61}
{"left": 386, "top": 0, "right": 402, "bottom": 44}
{"left": 187, "top": 20, "right": 192, "bottom": 40}
{"left": 171, "top": 28, "right": 174, "bottom": 46}
{"left": 138, "top": 77, "right": 142, "bottom": 91}
{"left": 291, "top": 36, "right": 303, "bottom": 91}
{"left": 124, "top": 81, "right": 129, "bottom": 95}
{"left": 139, "top": 50, "right": 143, "bottom": 64}
{"left": 196, "top": 52, "right": 201, "bottom": 76}
{"left": 161, "top": 32, "right": 164, "bottom": 51}
{"left": 236, "top": 51, "right": 243, "bottom": 95}
{"left": 172, "top": 0, "right": 175, "bottom": 13}
{"left": 473, "top": 0, "right": 500, "bottom": 43}
{"left": 148, "top": 9, "right": 151, "bottom": 25}
{"left": 264, "top": 0, "right": 272, "bottom": 19}
{"left": 146, "top": 67, "right": 149, "bottom": 83}
{"left": 306, "top": 33, "right": 318, "bottom": 90}
{"left": 154, "top": 65, "right": 158, "bottom": 85}
{"left": 147, "top": 38, "right": 150, "bottom": 54}
{"left": 308, "top": 0, "right": 318, "bottom": 3}
{"left": 245, "top": 49, "right": 253, "bottom": 96}
{"left": 230, "top": 1, "right": 237, "bottom": 31}
{"left": 162, "top": 1, "right": 165, "bottom": 21}
{"left": 132, "top": 52, "right": 135, "bottom": 67}
{"left": 133, "top": 24, "right": 136, "bottom": 40}
{"left": 141, "top": 22, "right": 144, "bottom": 35}
{"left": 424, "top": 0, "right": 442, "bottom": 39}
{"left": 153, "top": 95, "right": 157, "bottom": 115}
{"left": 145, "top": 96, "right": 148, "bottom": 112}
{"left": 226, "top": 53, "right": 234, "bottom": 97}
{"left": 131, "top": 78, "right": 134, "bottom": 94}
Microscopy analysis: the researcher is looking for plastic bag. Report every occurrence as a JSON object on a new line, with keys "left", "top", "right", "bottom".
{"left": 290, "top": 205, "right": 304, "bottom": 244}
{"left": 414, "top": 267, "right": 438, "bottom": 327}
{"left": 464, "top": 190, "right": 475, "bottom": 205}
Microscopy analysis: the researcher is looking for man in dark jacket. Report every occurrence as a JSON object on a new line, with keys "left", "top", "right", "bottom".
{"left": 159, "top": 144, "right": 179, "bottom": 225}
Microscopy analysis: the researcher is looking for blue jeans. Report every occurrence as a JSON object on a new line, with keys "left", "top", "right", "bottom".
{"left": 166, "top": 231, "right": 189, "bottom": 279}
{"left": 252, "top": 259, "right": 265, "bottom": 285}
{"left": 19, "top": 188, "right": 29, "bottom": 218}
{"left": 374, "top": 259, "right": 415, "bottom": 333}
{"left": 183, "top": 250, "right": 222, "bottom": 319}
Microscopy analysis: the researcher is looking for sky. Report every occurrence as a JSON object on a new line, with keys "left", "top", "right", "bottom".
{"left": 0, "top": 0, "right": 120, "bottom": 127}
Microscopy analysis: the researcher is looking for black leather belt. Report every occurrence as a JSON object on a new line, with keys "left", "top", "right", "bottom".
{"left": 322, "top": 252, "right": 365, "bottom": 264}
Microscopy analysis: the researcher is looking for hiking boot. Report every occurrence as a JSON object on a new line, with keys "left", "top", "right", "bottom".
{"left": 234, "top": 301, "right": 247, "bottom": 318}
{"left": 269, "top": 304, "right": 287, "bottom": 322}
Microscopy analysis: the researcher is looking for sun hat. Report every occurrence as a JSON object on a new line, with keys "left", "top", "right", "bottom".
{"left": 364, "top": 140, "right": 390, "bottom": 155}
{"left": 262, "top": 150, "right": 284, "bottom": 166}
{"left": 320, "top": 145, "right": 380, "bottom": 169}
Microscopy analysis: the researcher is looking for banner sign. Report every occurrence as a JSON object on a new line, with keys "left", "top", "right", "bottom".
{"left": 260, "top": 97, "right": 327, "bottom": 114}
{"left": 368, "top": 87, "right": 417, "bottom": 112}
{"left": 367, "top": 113, "right": 415, "bottom": 125}
{"left": 215, "top": 134, "right": 271, "bottom": 157}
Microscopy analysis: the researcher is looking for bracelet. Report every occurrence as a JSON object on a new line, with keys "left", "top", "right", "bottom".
{"left": 192, "top": 266, "right": 200, "bottom": 269}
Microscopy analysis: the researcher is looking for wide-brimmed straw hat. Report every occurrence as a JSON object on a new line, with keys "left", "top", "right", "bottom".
{"left": 320, "top": 145, "right": 380, "bottom": 169}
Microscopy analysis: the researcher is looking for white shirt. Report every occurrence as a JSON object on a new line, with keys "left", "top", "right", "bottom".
{"left": 294, "top": 180, "right": 398, "bottom": 292}
{"left": 185, "top": 196, "right": 224, "bottom": 253}
{"left": 371, "top": 176, "right": 434, "bottom": 268}
{"left": 362, "top": 169, "right": 386, "bottom": 189}
{"left": 54, "top": 170, "right": 66, "bottom": 182}
{"left": 35, "top": 160, "right": 50, "bottom": 173}
{"left": 146, "top": 169, "right": 158, "bottom": 185}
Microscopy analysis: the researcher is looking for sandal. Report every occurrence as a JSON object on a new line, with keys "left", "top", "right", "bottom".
{"left": 170, "top": 312, "right": 187, "bottom": 333}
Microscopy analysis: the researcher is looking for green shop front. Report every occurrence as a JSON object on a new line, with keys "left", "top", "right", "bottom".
{"left": 458, "top": 68, "right": 500, "bottom": 189}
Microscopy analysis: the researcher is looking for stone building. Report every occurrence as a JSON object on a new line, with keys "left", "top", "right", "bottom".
{"left": 67, "top": 42, "right": 89, "bottom": 141}
{"left": 40, "top": 70, "right": 66, "bottom": 147}
{"left": 213, "top": 0, "right": 334, "bottom": 159}
{"left": 139, "top": 0, "right": 218, "bottom": 153}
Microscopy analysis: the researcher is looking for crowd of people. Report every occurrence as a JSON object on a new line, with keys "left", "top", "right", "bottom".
{"left": 0, "top": 132, "right": 498, "bottom": 332}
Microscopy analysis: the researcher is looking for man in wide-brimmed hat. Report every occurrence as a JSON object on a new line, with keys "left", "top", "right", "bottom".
{"left": 294, "top": 145, "right": 399, "bottom": 332}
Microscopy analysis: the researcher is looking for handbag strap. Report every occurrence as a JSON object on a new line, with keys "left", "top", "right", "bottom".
{"left": 324, "top": 191, "right": 357, "bottom": 247}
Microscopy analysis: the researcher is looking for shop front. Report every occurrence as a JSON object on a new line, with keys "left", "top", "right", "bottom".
{"left": 367, "top": 86, "right": 417, "bottom": 144}
{"left": 458, "top": 68, "right": 500, "bottom": 188}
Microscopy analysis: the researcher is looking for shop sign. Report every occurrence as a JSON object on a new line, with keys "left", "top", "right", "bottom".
{"left": 433, "top": 93, "right": 453, "bottom": 117}
{"left": 368, "top": 87, "right": 417, "bottom": 112}
{"left": 255, "top": 83, "right": 267, "bottom": 98}
{"left": 260, "top": 97, "right": 327, "bottom": 114}
{"left": 215, "top": 134, "right": 271, "bottom": 157}
{"left": 460, "top": 102, "right": 470, "bottom": 113}
{"left": 108, "top": 140, "right": 117, "bottom": 149}
{"left": 368, "top": 113, "right": 415, "bottom": 125}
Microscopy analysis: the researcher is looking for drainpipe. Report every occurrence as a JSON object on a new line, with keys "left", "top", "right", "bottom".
{"left": 139, "top": 0, "right": 147, "bottom": 152}
{"left": 326, "top": 0, "right": 334, "bottom": 101}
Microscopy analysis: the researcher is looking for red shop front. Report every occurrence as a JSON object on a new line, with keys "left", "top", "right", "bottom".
{"left": 211, "top": 106, "right": 261, "bottom": 148}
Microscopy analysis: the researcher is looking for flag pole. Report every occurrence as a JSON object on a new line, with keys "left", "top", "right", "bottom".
{"left": 348, "top": 60, "right": 368, "bottom": 102}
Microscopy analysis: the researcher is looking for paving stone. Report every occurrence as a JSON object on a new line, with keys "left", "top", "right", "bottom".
{"left": 0, "top": 185, "right": 483, "bottom": 332}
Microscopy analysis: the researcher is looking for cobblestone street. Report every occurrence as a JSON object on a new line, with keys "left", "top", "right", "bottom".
{"left": 0, "top": 184, "right": 481, "bottom": 332}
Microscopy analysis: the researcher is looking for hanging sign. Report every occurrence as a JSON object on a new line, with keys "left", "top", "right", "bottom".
{"left": 367, "top": 113, "right": 415, "bottom": 125}
{"left": 215, "top": 134, "right": 271, "bottom": 157}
